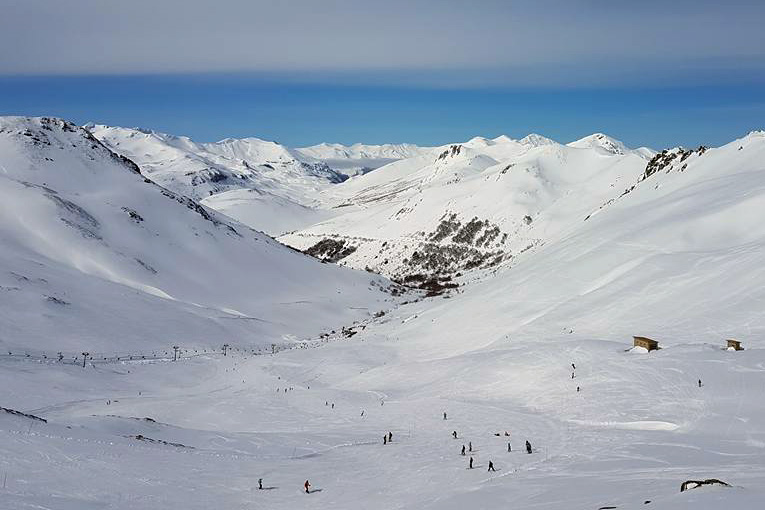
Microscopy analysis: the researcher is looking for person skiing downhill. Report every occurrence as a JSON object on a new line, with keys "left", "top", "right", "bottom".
{"left": 698, "top": 379, "right": 702, "bottom": 388}
{"left": 469, "top": 441, "right": 472, "bottom": 452}
{"left": 258, "top": 478, "right": 263, "bottom": 490}
{"left": 383, "top": 434, "right": 387, "bottom": 445}
{"left": 488, "top": 460, "right": 496, "bottom": 472}
{"left": 388, "top": 431, "right": 392, "bottom": 442}
{"left": 452, "top": 430, "right": 458, "bottom": 439}
{"left": 304, "top": 480, "right": 311, "bottom": 494}
{"left": 461, "top": 445, "right": 466, "bottom": 456}
{"left": 507, "top": 442, "right": 511, "bottom": 452}
{"left": 526, "top": 440, "right": 532, "bottom": 454}
{"left": 469, "top": 456, "right": 474, "bottom": 469}
{"left": 443, "top": 412, "right": 447, "bottom": 420}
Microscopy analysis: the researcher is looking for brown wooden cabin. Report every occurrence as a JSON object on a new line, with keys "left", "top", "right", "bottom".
{"left": 633, "top": 336, "right": 659, "bottom": 351}
{"left": 726, "top": 339, "right": 743, "bottom": 351}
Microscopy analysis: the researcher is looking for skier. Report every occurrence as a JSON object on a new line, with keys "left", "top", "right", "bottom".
{"left": 461, "top": 445, "right": 466, "bottom": 456}
{"left": 452, "top": 430, "right": 458, "bottom": 439}
{"left": 469, "top": 456, "right": 474, "bottom": 469}
{"left": 383, "top": 435, "right": 387, "bottom": 445}
{"left": 698, "top": 379, "right": 702, "bottom": 388}
{"left": 572, "top": 363, "right": 576, "bottom": 370}
{"left": 577, "top": 386, "right": 580, "bottom": 392}
{"left": 488, "top": 460, "right": 496, "bottom": 472}
{"left": 258, "top": 478, "right": 263, "bottom": 490}
{"left": 388, "top": 431, "right": 392, "bottom": 443}
{"left": 526, "top": 440, "right": 532, "bottom": 454}
{"left": 507, "top": 442, "right": 511, "bottom": 452}
{"left": 361, "top": 410, "right": 365, "bottom": 417}
{"left": 571, "top": 372, "right": 575, "bottom": 379}
{"left": 504, "top": 431, "right": 510, "bottom": 436}
{"left": 469, "top": 441, "right": 472, "bottom": 452}
{"left": 325, "top": 401, "right": 328, "bottom": 406}
{"left": 331, "top": 403, "right": 335, "bottom": 409}
{"left": 304, "top": 480, "right": 311, "bottom": 494}
{"left": 443, "top": 412, "right": 447, "bottom": 420}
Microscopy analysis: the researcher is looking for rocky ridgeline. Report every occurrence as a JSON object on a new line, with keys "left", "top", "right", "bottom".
{"left": 585, "top": 145, "right": 709, "bottom": 221}
{"left": 641, "top": 146, "right": 708, "bottom": 181}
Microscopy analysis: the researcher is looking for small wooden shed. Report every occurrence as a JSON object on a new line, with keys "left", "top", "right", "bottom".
{"left": 726, "top": 339, "right": 743, "bottom": 351}
{"left": 633, "top": 336, "right": 659, "bottom": 351}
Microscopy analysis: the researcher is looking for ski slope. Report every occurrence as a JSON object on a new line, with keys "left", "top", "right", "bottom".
{"left": 2, "top": 118, "right": 765, "bottom": 509}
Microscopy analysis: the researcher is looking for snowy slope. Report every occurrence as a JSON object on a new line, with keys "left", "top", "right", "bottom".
{"left": 90, "top": 125, "right": 347, "bottom": 200}
{"left": 89, "top": 125, "right": 349, "bottom": 235}
{"left": 90, "top": 126, "right": 436, "bottom": 236}
{"left": 0, "top": 117, "right": 398, "bottom": 354}
{"left": 280, "top": 133, "right": 655, "bottom": 282}
{"left": 2, "top": 123, "right": 765, "bottom": 510}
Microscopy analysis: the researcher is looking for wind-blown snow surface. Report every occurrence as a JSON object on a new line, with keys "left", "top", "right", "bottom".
{"left": 3, "top": 120, "right": 765, "bottom": 509}
{"left": 0, "top": 117, "right": 397, "bottom": 354}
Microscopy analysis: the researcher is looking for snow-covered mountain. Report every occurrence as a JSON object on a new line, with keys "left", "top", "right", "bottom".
{"left": 567, "top": 132, "right": 655, "bottom": 158}
{"left": 296, "top": 142, "right": 432, "bottom": 176}
{"left": 90, "top": 124, "right": 347, "bottom": 200}
{"left": 88, "top": 125, "right": 349, "bottom": 235}
{"left": 4, "top": 118, "right": 765, "bottom": 510}
{"left": 280, "top": 132, "right": 656, "bottom": 284}
{"left": 0, "top": 117, "right": 398, "bottom": 354}
{"left": 89, "top": 126, "right": 434, "bottom": 235}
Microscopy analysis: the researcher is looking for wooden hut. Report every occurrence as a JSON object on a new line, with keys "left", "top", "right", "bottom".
{"left": 726, "top": 339, "right": 743, "bottom": 351}
{"left": 633, "top": 336, "right": 659, "bottom": 351}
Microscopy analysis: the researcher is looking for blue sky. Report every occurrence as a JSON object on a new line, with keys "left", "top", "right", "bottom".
{"left": 1, "top": 74, "right": 763, "bottom": 149}
{"left": 1, "top": 0, "right": 763, "bottom": 148}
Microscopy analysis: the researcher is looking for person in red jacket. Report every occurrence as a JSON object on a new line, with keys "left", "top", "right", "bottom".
{"left": 304, "top": 480, "right": 311, "bottom": 494}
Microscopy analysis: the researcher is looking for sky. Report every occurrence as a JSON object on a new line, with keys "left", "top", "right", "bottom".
{"left": 1, "top": 0, "right": 764, "bottom": 148}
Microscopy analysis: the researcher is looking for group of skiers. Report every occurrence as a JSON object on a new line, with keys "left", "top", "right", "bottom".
{"left": 448, "top": 411, "right": 535, "bottom": 473}
{"left": 257, "top": 398, "right": 543, "bottom": 494}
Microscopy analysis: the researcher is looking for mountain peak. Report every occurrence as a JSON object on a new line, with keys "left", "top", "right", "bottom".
{"left": 492, "top": 135, "right": 516, "bottom": 144}
{"left": 519, "top": 133, "right": 558, "bottom": 148}
{"left": 567, "top": 133, "right": 629, "bottom": 155}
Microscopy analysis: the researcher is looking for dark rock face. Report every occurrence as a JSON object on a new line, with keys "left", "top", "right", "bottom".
{"left": 643, "top": 146, "right": 707, "bottom": 181}
{"left": 304, "top": 238, "right": 358, "bottom": 263}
